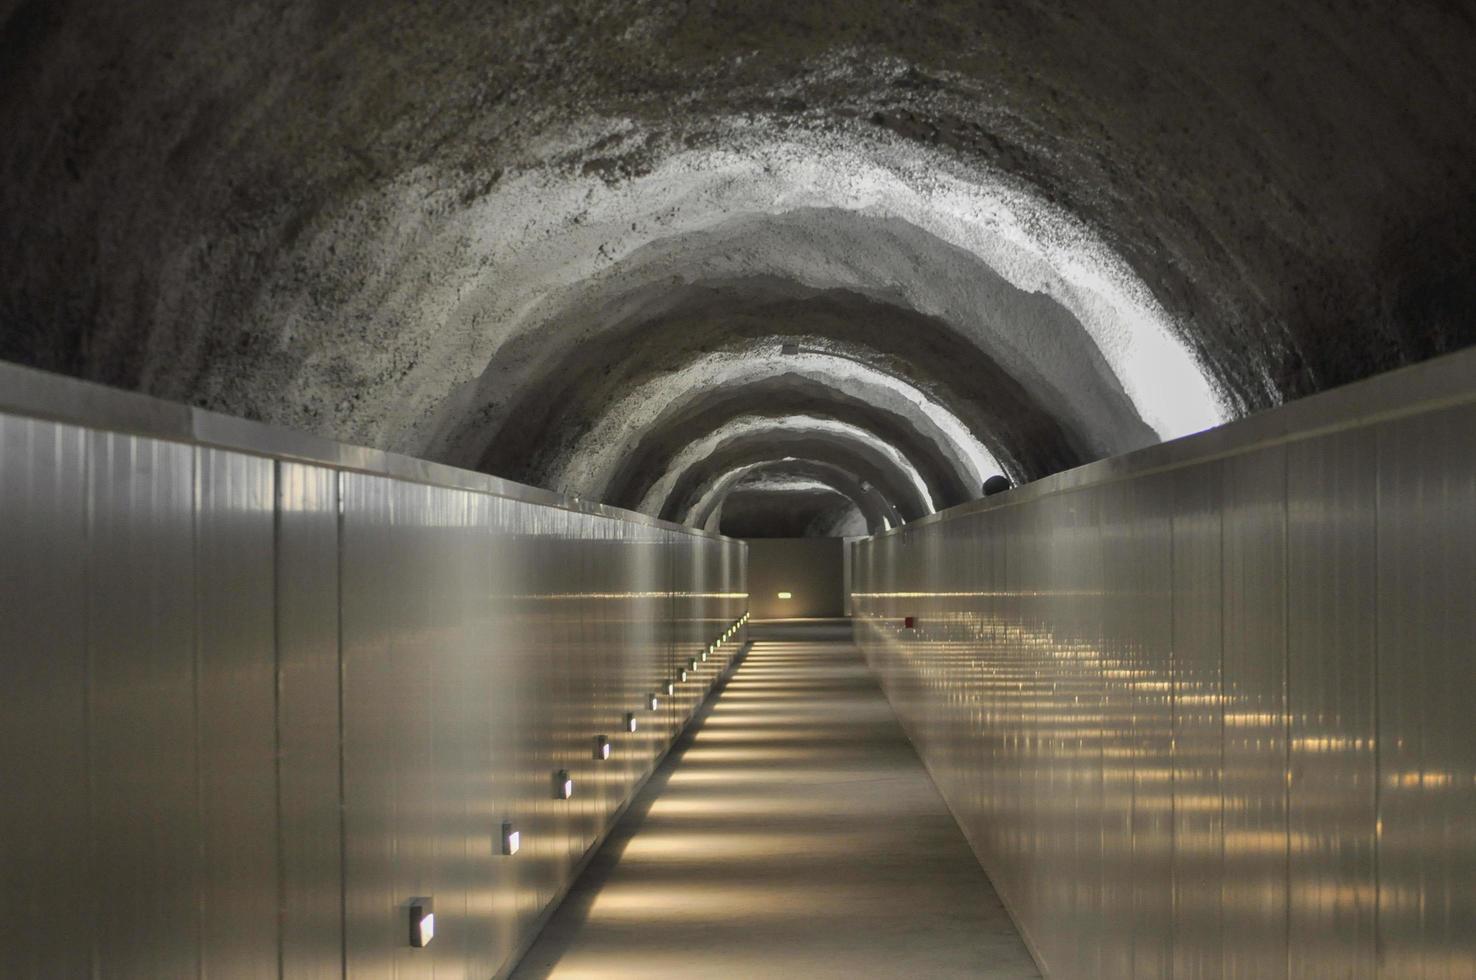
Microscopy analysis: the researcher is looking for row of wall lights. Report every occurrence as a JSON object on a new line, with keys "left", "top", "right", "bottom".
{"left": 411, "top": 611, "right": 750, "bottom": 946}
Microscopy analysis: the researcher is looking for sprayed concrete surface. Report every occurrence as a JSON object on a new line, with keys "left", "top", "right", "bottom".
{"left": 511, "top": 621, "right": 1039, "bottom": 979}
{"left": 4, "top": 3, "right": 1475, "bottom": 533}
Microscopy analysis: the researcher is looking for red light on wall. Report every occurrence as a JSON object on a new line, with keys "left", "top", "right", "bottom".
{"left": 903, "top": 616, "right": 915, "bottom": 628}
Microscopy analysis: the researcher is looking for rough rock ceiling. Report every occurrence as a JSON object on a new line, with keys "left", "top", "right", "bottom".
{"left": 3, "top": 1, "right": 1473, "bottom": 535}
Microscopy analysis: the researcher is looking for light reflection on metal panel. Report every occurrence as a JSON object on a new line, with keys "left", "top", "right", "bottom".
{"left": 1376, "top": 404, "right": 1476, "bottom": 980}
{"left": 327, "top": 474, "right": 747, "bottom": 979}
{"left": 1171, "top": 462, "right": 1225, "bottom": 980}
{"left": 88, "top": 432, "right": 200, "bottom": 978}
{"left": 276, "top": 461, "right": 345, "bottom": 979}
{"left": 0, "top": 402, "right": 747, "bottom": 979}
{"left": 1287, "top": 431, "right": 1377, "bottom": 980}
{"left": 853, "top": 374, "right": 1474, "bottom": 980}
{"left": 196, "top": 448, "right": 279, "bottom": 978}
{"left": 1220, "top": 446, "right": 1288, "bottom": 980}
{"left": 0, "top": 417, "right": 90, "bottom": 977}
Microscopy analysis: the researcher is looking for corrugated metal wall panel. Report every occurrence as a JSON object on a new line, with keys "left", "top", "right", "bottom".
{"left": 275, "top": 462, "right": 344, "bottom": 980}
{"left": 0, "top": 417, "right": 91, "bottom": 978}
{"left": 0, "top": 378, "right": 747, "bottom": 980}
{"left": 854, "top": 363, "right": 1474, "bottom": 979}
{"left": 1375, "top": 404, "right": 1476, "bottom": 980}
{"left": 196, "top": 448, "right": 279, "bottom": 978}
{"left": 87, "top": 432, "right": 200, "bottom": 978}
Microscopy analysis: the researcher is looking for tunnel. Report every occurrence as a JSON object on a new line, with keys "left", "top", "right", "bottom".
{"left": 1, "top": 3, "right": 1474, "bottom": 977}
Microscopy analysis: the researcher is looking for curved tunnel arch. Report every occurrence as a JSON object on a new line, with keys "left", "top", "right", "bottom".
{"left": 4, "top": 3, "right": 1474, "bottom": 539}
{"left": 656, "top": 429, "right": 935, "bottom": 526}
{"left": 603, "top": 375, "right": 980, "bottom": 514}
{"left": 715, "top": 482, "right": 871, "bottom": 538}
{"left": 429, "top": 211, "right": 1167, "bottom": 490}
{"left": 692, "top": 460, "right": 901, "bottom": 536}
{"left": 555, "top": 348, "right": 1007, "bottom": 505}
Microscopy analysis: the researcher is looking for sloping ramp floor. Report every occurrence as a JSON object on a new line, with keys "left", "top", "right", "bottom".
{"left": 511, "top": 619, "right": 1040, "bottom": 979}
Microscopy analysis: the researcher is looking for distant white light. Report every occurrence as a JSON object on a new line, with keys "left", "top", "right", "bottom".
{"left": 501, "top": 822, "right": 520, "bottom": 856}
{"left": 409, "top": 898, "right": 434, "bottom": 947}
{"left": 778, "top": 592, "right": 792, "bottom": 599}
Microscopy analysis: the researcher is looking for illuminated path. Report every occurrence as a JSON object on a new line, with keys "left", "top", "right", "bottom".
{"left": 512, "top": 620, "right": 1039, "bottom": 979}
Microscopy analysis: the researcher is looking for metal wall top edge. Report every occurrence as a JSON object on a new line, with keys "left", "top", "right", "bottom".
{"left": 871, "top": 343, "right": 1476, "bottom": 539}
{"left": 0, "top": 359, "right": 736, "bottom": 542}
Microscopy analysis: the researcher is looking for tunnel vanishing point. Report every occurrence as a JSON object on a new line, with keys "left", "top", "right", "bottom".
{"left": 1, "top": 4, "right": 1473, "bottom": 978}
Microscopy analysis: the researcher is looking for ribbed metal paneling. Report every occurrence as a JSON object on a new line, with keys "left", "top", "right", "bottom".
{"left": 0, "top": 365, "right": 748, "bottom": 980}
{"left": 196, "top": 448, "right": 279, "bottom": 978}
{"left": 853, "top": 355, "right": 1475, "bottom": 979}
{"left": 1375, "top": 405, "right": 1476, "bottom": 980}
{"left": 0, "top": 416, "right": 90, "bottom": 978}
{"left": 1285, "top": 428, "right": 1377, "bottom": 979}
{"left": 88, "top": 431, "right": 200, "bottom": 977}
{"left": 276, "top": 461, "right": 345, "bottom": 979}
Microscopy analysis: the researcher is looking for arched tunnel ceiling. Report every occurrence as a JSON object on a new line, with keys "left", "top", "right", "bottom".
{"left": 4, "top": 2, "right": 1474, "bottom": 536}
{"left": 656, "top": 425, "right": 933, "bottom": 525}
{"left": 599, "top": 370, "right": 979, "bottom": 513}
{"left": 698, "top": 461, "right": 896, "bottom": 539}
{"left": 717, "top": 483, "right": 870, "bottom": 540}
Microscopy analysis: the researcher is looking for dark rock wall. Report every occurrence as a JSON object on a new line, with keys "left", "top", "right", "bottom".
{"left": 4, "top": 1, "right": 1473, "bottom": 532}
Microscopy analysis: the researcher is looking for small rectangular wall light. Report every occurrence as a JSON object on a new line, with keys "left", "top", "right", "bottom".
{"left": 625, "top": 711, "right": 638, "bottom": 733}
{"left": 555, "top": 769, "right": 573, "bottom": 800}
{"left": 701, "top": 646, "right": 710, "bottom": 661}
{"left": 647, "top": 693, "right": 659, "bottom": 710}
{"left": 409, "top": 897, "right": 435, "bottom": 947}
{"left": 777, "top": 592, "right": 792, "bottom": 599}
{"left": 594, "top": 735, "right": 611, "bottom": 760}
{"left": 664, "top": 680, "right": 675, "bottom": 696}
{"left": 677, "top": 668, "right": 688, "bottom": 683}
{"left": 501, "top": 821, "right": 520, "bottom": 856}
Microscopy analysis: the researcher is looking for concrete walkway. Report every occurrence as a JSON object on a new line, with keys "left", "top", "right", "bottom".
{"left": 512, "top": 620, "right": 1040, "bottom": 979}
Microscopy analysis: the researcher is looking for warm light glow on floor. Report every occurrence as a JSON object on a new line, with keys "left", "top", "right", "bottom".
{"left": 510, "top": 624, "right": 1039, "bottom": 979}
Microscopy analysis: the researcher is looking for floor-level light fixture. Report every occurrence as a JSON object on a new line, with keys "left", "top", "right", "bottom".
{"left": 625, "top": 711, "right": 638, "bottom": 733}
{"left": 594, "top": 735, "right": 611, "bottom": 760}
{"left": 647, "top": 692, "right": 660, "bottom": 711}
{"left": 501, "top": 821, "right": 520, "bottom": 856}
{"left": 409, "top": 897, "right": 435, "bottom": 947}
{"left": 555, "top": 769, "right": 573, "bottom": 800}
